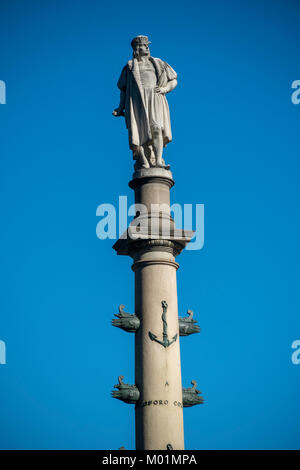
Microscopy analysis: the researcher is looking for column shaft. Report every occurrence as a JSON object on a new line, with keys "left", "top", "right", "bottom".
{"left": 134, "top": 252, "right": 184, "bottom": 450}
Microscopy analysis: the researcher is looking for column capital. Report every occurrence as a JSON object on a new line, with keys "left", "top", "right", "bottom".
{"left": 113, "top": 232, "right": 194, "bottom": 259}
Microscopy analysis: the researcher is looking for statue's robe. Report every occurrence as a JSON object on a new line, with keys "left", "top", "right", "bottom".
{"left": 117, "top": 57, "right": 177, "bottom": 151}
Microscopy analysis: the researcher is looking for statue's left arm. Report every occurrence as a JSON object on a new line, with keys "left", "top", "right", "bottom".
{"left": 155, "top": 60, "right": 178, "bottom": 95}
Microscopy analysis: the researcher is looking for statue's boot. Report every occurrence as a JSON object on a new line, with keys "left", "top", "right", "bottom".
{"left": 134, "top": 146, "right": 150, "bottom": 169}
{"left": 157, "top": 157, "right": 170, "bottom": 170}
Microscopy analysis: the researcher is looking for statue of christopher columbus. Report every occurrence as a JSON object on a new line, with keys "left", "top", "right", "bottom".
{"left": 113, "top": 35, "right": 177, "bottom": 170}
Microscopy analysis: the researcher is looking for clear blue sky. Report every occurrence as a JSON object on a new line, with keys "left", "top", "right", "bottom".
{"left": 0, "top": 0, "right": 300, "bottom": 450}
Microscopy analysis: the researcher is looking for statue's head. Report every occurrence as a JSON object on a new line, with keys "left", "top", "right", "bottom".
{"left": 131, "top": 35, "right": 151, "bottom": 58}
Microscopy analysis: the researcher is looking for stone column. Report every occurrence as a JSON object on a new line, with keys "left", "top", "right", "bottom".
{"left": 130, "top": 170, "right": 184, "bottom": 450}
{"left": 133, "top": 254, "right": 184, "bottom": 449}
{"left": 113, "top": 168, "right": 194, "bottom": 450}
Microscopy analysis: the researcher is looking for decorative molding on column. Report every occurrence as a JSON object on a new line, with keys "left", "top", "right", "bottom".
{"left": 182, "top": 381, "right": 204, "bottom": 407}
{"left": 129, "top": 239, "right": 182, "bottom": 257}
{"left": 112, "top": 305, "right": 140, "bottom": 333}
{"left": 112, "top": 305, "right": 200, "bottom": 337}
{"left": 113, "top": 232, "right": 194, "bottom": 259}
{"left": 111, "top": 375, "right": 140, "bottom": 405}
{"left": 148, "top": 301, "right": 178, "bottom": 349}
{"left": 129, "top": 167, "right": 175, "bottom": 190}
{"left": 132, "top": 258, "right": 179, "bottom": 272}
{"left": 179, "top": 310, "right": 201, "bottom": 336}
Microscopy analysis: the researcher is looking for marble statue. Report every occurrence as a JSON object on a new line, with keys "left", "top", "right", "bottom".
{"left": 113, "top": 35, "right": 177, "bottom": 170}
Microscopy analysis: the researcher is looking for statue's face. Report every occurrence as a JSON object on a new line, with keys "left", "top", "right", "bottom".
{"left": 134, "top": 42, "right": 150, "bottom": 57}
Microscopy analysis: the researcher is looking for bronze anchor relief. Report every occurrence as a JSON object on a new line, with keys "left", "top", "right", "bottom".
{"left": 148, "top": 300, "right": 178, "bottom": 349}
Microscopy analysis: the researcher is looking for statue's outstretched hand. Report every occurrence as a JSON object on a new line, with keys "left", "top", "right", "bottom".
{"left": 112, "top": 107, "right": 125, "bottom": 116}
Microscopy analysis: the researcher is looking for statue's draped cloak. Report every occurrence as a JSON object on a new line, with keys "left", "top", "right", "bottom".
{"left": 117, "top": 57, "right": 177, "bottom": 150}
